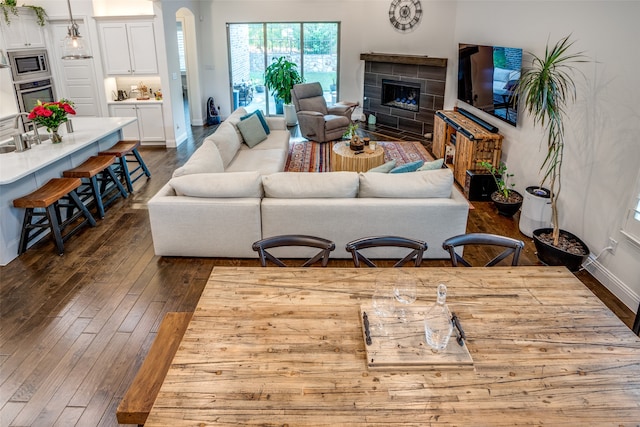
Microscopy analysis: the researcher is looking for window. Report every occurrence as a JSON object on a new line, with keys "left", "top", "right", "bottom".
{"left": 227, "top": 22, "right": 339, "bottom": 115}
{"left": 176, "top": 20, "right": 186, "bottom": 72}
{"left": 621, "top": 169, "right": 640, "bottom": 245}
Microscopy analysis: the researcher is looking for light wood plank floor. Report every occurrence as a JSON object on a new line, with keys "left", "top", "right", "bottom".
{"left": 0, "top": 123, "right": 634, "bottom": 426}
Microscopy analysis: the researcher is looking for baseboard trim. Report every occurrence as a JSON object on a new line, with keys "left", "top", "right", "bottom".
{"left": 583, "top": 255, "right": 639, "bottom": 313}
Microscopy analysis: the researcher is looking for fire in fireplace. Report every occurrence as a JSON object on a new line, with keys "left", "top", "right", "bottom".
{"left": 381, "top": 79, "right": 421, "bottom": 112}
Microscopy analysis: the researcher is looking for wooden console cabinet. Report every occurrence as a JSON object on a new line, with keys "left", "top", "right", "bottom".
{"left": 432, "top": 110, "right": 503, "bottom": 187}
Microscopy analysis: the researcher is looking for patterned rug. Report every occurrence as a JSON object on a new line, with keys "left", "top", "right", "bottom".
{"left": 284, "top": 140, "right": 434, "bottom": 172}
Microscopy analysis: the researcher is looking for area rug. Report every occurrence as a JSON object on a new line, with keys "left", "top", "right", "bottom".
{"left": 284, "top": 140, "right": 434, "bottom": 172}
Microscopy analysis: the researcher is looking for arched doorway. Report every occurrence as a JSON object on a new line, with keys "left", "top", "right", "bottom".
{"left": 176, "top": 8, "right": 202, "bottom": 126}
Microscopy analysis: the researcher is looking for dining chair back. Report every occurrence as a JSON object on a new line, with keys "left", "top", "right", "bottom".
{"left": 442, "top": 233, "right": 525, "bottom": 267}
{"left": 345, "top": 236, "right": 428, "bottom": 267}
{"left": 252, "top": 235, "right": 336, "bottom": 267}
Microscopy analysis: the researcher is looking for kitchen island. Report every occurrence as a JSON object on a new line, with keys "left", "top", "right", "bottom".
{"left": 0, "top": 117, "right": 137, "bottom": 265}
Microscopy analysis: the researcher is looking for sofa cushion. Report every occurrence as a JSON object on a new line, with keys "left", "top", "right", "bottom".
{"left": 237, "top": 114, "right": 268, "bottom": 148}
{"left": 225, "top": 148, "right": 286, "bottom": 175}
{"left": 368, "top": 159, "right": 396, "bottom": 173}
{"left": 225, "top": 107, "right": 248, "bottom": 143}
{"left": 169, "top": 171, "right": 263, "bottom": 198}
{"left": 263, "top": 172, "right": 359, "bottom": 198}
{"left": 210, "top": 122, "right": 241, "bottom": 168}
{"left": 416, "top": 158, "right": 444, "bottom": 171}
{"left": 359, "top": 168, "right": 454, "bottom": 198}
{"left": 389, "top": 160, "right": 424, "bottom": 174}
{"left": 238, "top": 129, "right": 290, "bottom": 152}
{"left": 172, "top": 140, "right": 224, "bottom": 177}
{"left": 241, "top": 110, "right": 270, "bottom": 135}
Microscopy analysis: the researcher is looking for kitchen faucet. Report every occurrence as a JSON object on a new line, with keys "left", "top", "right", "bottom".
{"left": 13, "top": 113, "right": 41, "bottom": 151}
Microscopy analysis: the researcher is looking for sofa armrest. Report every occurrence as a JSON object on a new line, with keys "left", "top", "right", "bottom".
{"left": 265, "top": 116, "right": 286, "bottom": 130}
{"left": 148, "top": 186, "right": 262, "bottom": 258}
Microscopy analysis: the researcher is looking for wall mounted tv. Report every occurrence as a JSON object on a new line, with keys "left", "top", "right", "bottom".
{"left": 457, "top": 43, "right": 523, "bottom": 127}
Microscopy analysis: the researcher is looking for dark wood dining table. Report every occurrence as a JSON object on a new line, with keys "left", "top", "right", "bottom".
{"left": 144, "top": 266, "right": 640, "bottom": 425}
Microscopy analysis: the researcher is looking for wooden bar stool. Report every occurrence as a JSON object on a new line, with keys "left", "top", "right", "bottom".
{"left": 62, "top": 155, "right": 128, "bottom": 219}
{"left": 13, "top": 178, "right": 97, "bottom": 256}
{"left": 98, "top": 140, "right": 151, "bottom": 193}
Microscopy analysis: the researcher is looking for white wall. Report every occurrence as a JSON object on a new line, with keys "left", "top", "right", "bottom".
{"left": 198, "top": 0, "right": 457, "bottom": 118}
{"left": 455, "top": 1, "right": 640, "bottom": 310}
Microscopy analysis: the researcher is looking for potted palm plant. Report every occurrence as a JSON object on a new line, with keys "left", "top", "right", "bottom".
{"left": 514, "top": 35, "right": 589, "bottom": 271}
{"left": 264, "top": 56, "right": 303, "bottom": 126}
{"left": 480, "top": 161, "right": 523, "bottom": 217}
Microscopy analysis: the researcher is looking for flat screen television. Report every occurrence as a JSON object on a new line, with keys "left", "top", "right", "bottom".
{"left": 457, "top": 43, "right": 523, "bottom": 127}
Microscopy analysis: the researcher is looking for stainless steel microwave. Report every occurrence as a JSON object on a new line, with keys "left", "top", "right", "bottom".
{"left": 7, "top": 49, "right": 50, "bottom": 82}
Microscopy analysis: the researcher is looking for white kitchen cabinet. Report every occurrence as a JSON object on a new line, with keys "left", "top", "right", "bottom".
{"left": 109, "top": 102, "right": 165, "bottom": 144}
{"left": 0, "top": 7, "right": 45, "bottom": 50}
{"left": 97, "top": 19, "right": 158, "bottom": 76}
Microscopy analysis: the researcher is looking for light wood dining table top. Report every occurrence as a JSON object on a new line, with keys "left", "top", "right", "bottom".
{"left": 145, "top": 266, "right": 640, "bottom": 426}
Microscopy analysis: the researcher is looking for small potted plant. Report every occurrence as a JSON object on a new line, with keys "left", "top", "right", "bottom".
{"left": 480, "top": 160, "right": 523, "bottom": 217}
{"left": 264, "top": 56, "right": 303, "bottom": 124}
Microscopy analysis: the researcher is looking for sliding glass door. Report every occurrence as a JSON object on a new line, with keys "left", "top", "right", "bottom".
{"left": 228, "top": 22, "right": 339, "bottom": 115}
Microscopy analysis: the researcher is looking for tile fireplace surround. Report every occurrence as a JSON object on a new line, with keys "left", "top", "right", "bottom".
{"left": 361, "top": 53, "right": 447, "bottom": 136}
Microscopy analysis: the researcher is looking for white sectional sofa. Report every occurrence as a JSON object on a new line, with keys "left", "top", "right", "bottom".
{"left": 148, "top": 108, "right": 470, "bottom": 260}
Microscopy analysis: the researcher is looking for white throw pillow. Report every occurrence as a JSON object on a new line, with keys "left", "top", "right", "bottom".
{"left": 359, "top": 168, "right": 453, "bottom": 198}
{"left": 416, "top": 158, "right": 444, "bottom": 171}
{"left": 236, "top": 114, "right": 268, "bottom": 148}
{"left": 169, "top": 171, "right": 263, "bottom": 198}
{"left": 210, "top": 122, "right": 241, "bottom": 168}
{"left": 172, "top": 140, "right": 224, "bottom": 177}
{"left": 262, "top": 172, "right": 359, "bottom": 198}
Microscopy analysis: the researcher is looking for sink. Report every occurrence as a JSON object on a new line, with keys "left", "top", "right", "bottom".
{"left": 0, "top": 145, "right": 16, "bottom": 154}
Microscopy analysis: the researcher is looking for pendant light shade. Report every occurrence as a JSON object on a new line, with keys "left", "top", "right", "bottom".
{"left": 62, "top": 0, "right": 92, "bottom": 60}
{"left": 0, "top": 50, "right": 9, "bottom": 68}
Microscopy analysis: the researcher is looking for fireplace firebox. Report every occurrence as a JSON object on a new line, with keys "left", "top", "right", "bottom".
{"left": 382, "top": 79, "right": 420, "bottom": 112}
{"left": 361, "top": 53, "right": 447, "bottom": 136}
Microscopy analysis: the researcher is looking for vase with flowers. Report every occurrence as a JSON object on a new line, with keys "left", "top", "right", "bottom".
{"left": 27, "top": 99, "right": 76, "bottom": 143}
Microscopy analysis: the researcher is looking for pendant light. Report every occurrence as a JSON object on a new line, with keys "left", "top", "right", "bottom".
{"left": 0, "top": 50, "right": 9, "bottom": 68}
{"left": 62, "top": 0, "right": 92, "bottom": 60}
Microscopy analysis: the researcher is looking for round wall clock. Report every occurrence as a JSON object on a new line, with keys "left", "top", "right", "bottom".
{"left": 388, "top": 0, "right": 423, "bottom": 32}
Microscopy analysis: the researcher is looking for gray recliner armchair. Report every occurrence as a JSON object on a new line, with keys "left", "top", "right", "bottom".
{"left": 291, "top": 82, "right": 357, "bottom": 143}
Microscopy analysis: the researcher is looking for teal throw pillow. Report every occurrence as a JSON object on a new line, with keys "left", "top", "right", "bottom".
{"left": 389, "top": 160, "right": 424, "bottom": 174}
{"left": 240, "top": 110, "right": 270, "bottom": 135}
{"left": 416, "top": 158, "right": 444, "bottom": 171}
{"left": 236, "top": 114, "right": 268, "bottom": 148}
{"left": 368, "top": 159, "right": 397, "bottom": 173}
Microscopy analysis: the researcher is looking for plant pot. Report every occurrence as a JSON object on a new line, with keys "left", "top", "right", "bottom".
{"left": 532, "top": 228, "right": 590, "bottom": 272}
{"left": 519, "top": 186, "right": 551, "bottom": 237}
{"left": 284, "top": 104, "right": 298, "bottom": 126}
{"left": 490, "top": 190, "right": 523, "bottom": 217}
{"left": 275, "top": 99, "right": 284, "bottom": 115}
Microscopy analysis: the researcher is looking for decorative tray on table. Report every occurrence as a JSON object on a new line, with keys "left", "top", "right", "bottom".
{"left": 359, "top": 304, "right": 474, "bottom": 370}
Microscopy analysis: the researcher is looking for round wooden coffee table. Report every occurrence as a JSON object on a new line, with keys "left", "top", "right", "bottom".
{"left": 332, "top": 142, "right": 384, "bottom": 172}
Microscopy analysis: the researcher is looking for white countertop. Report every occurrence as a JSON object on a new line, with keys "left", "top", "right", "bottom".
{"left": 0, "top": 116, "right": 137, "bottom": 185}
{"left": 107, "top": 98, "right": 164, "bottom": 105}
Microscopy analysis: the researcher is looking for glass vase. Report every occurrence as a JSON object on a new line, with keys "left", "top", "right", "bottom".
{"left": 50, "top": 126, "right": 62, "bottom": 143}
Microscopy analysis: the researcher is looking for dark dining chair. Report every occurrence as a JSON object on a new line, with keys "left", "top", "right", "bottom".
{"left": 442, "top": 233, "right": 525, "bottom": 267}
{"left": 345, "top": 236, "right": 428, "bottom": 267}
{"left": 633, "top": 302, "right": 640, "bottom": 336}
{"left": 252, "top": 234, "right": 336, "bottom": 267}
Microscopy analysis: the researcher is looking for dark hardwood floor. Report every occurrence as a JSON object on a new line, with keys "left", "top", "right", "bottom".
{"left": 0, "top": 122, "right": 634, "bottom": 426}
